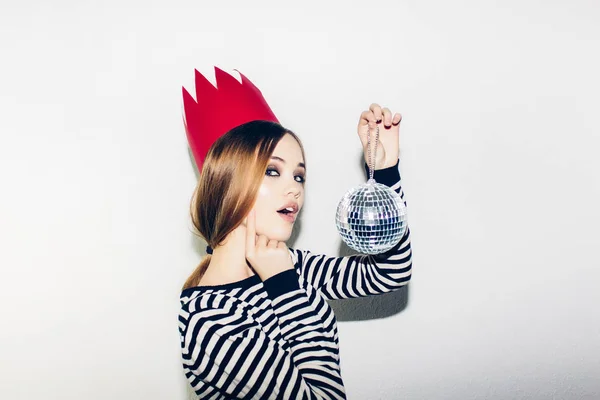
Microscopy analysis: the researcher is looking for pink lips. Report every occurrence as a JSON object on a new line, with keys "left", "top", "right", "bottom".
{"left": 277, "top": 201, "right": 299, "bottom": 223}
{"left": 278, "top": 201, "right": 299, "bottom": 214}
{"left": 278, "top": 212, "right": 296, "bottom": 223}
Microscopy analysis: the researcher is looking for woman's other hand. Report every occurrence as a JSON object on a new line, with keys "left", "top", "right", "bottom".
{"left": 245, "top": 209, "right": 295, "bottom": 281}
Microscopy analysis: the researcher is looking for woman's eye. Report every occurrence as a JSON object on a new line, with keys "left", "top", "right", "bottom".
{"left": 265, "top": 168, "right": 279, "bottom": 177}
{"left": 266, "top": 168, "right": 305, "bottom": 184}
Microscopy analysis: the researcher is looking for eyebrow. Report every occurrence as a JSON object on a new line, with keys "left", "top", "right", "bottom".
{"left": 270, "top": 156, "right": 306, "bottom": 169}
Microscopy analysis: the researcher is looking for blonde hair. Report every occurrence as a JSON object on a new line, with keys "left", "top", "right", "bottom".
{"left": 183, "top": 120, "right": 305, "bottom": 290}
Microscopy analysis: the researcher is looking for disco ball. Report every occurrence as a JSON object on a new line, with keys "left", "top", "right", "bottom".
{"left": 335, "top": 179, "right": 407, "bottom": 254}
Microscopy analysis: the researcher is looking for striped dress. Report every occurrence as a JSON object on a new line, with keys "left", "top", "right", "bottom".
{"left": 179, "top": 159, "right": 413, "bottom": 399}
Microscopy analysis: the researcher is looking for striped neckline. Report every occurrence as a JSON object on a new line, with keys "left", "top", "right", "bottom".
{"left": 180, "top": 273, "right": 261, "bottom": 298}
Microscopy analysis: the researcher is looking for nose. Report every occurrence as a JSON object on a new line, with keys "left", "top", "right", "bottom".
{"left": 286, "top": 182, "right": 302, "bottom": 198}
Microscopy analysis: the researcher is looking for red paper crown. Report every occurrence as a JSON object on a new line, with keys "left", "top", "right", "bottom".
{"left": 182, "top": 67, "right": 279, "bottom": 169}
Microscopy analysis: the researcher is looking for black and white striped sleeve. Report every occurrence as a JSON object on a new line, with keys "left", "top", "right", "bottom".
{"left": 290, "top": 158, "right": 413, "bottom": 301}
{"left": 181, "top": 270, "right": 346, "bottom": 400}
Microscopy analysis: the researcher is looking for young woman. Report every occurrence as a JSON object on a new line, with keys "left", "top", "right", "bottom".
{"left": 179, "top": 68, "right": 413, "bottom": 399}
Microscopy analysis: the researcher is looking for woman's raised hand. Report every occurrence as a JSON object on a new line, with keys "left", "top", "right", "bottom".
{"left": 358, "top": 103, "right": 402, "bottom": 170}
{"left": 245, "top": 209, "right": 295, "bottom": 281}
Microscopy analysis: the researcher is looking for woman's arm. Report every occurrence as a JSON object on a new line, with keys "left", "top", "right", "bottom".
{"left": 290, "top": 159, "right": 413, "bottom": 301}
{"left": 180, "top": 270, "right": 346, "bottom": 400}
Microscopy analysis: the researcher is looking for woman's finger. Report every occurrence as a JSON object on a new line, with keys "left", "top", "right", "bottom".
{"left": 267, "top": 239, "right": 278, "bottom": 249}
{"left": 369, "top": 103, "right": 383, "bottom": 121}
{"left": 382, "top": 107, "right": 392, "bottom": 127}
{"left": 392, "top": 112, "right": 402, "bottom": 125}
{"left": 359, "top": 110, "right": 377, "bottom": 129}
{"left": 257, "top": 234, "right": 268, "bottom": 249}
{"left": 245, "top": 209, "right": 256, "bottom": 256}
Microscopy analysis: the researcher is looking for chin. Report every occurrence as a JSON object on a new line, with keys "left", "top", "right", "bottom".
{"left": 258, "top": 223, "right": 294, "bottom": 242}
{"left": 265, "top": 230, "right": 292, "bottom": 242}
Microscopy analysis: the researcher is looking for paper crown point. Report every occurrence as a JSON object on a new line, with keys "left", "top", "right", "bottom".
{"left": 182, "top": 67, "right": 279, "bottom": 169}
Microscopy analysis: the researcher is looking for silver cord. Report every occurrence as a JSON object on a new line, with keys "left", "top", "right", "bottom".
{"left": 367, "top": 123, "right": 380, "bottom": 182}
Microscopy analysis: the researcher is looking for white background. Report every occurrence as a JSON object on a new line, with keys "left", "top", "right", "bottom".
{"left": 1, "top": 1, "right": 599, "bottom": 399}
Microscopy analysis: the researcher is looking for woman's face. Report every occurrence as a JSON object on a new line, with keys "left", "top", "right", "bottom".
{"left": 250, "top": 133, "right": 306, "bottom": 242}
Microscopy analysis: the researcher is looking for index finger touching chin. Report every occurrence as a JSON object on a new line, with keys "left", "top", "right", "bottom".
{"left": 246, "top": 210, "right": 256, "bottom": 247}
